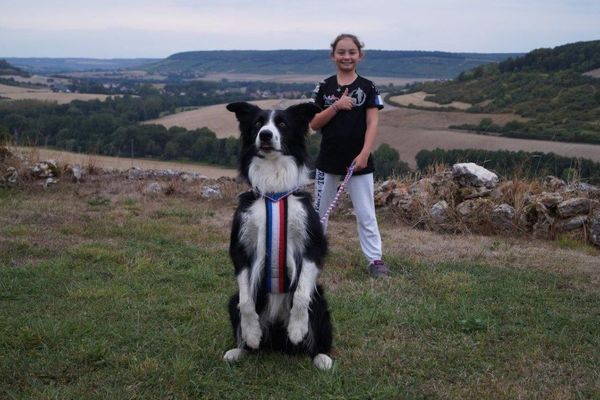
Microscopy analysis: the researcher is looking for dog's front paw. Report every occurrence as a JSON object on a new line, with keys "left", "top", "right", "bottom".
{"left": 313, "top": 354, "right": 333, "bottom": 370}
{"left": 241, "top": 314, "right": 262, "bottom": 349}
{"left": 223, "top": 348, "right": 245, "bottom": 363}
{"left": 287, "top": 308, "right": 309, "bottom": 344}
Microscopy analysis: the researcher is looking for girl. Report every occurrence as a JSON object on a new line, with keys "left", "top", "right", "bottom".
{"left": 310, "top": 33, "right": 389, "bottom": 278}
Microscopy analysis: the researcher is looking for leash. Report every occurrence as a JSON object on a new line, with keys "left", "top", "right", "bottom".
{"left": 319, "top": 161, "right": 356, "bottom": 224}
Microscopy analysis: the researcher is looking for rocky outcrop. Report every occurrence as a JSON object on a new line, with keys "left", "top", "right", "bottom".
{"left": 375, "top": 165, "right": 600, "bottom": 248}
{"left": 127, "top": 167, "right": 209, "bottom": 181}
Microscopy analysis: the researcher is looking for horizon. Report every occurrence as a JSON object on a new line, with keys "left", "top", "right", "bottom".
{"left": 1, "top": 1, "right": 599, "bottom": 58}
{"left": 3, "top": 47, "right": 529, "bottom": 61}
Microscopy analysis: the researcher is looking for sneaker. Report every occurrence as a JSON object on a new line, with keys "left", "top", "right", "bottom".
{"left": 368, "top": 260, "right": 390, "bottom": 278}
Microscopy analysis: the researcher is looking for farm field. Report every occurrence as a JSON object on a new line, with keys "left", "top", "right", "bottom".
{"left": 195, "top": 73, "right": 424, "bottom": 86}
{"left": 146, "top": 99, "right": 600, "bottom": 168}
{"left": 12, "top": 147, "right": 237, "bottom": 178}
{"left": 389, "top": 91, "right": 472, "bottom": 110}
{"left": 144, "top": 98, "right": 307, "bottom": 136}
{"left": 377, "top": 108, "right": 600, "bottom": 167}
{"left": 0, "top": 83, "right": 114, "bottom": 104}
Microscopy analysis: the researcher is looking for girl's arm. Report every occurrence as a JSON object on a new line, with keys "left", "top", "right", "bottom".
{"left": 309, "top": 88, "right": 352, "bottom": 131}
{"left": 353, "top": 107, "right": 379, "bottom": 171}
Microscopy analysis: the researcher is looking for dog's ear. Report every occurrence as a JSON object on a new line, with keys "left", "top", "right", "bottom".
{"left": 285, "top": 102, "right": 321, "bottom": 125}
{"left": 226, "top": 102, "right": 261, "bottom": 122}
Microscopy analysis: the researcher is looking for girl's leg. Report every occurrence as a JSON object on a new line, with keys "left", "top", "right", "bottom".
{"left": 346, "top": 173, "right": 382, "bottom": 262}
{"left": 313, "top": 169, "right": 340, "bottom": 234}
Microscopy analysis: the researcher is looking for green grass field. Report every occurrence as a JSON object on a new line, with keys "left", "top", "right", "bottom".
{"left": 1, "top": 181, "right": 599, "bottom": 399}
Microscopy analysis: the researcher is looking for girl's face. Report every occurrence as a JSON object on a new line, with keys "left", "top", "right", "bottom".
{"left": 331, "top": 38, "right": 363, "bottom": 73}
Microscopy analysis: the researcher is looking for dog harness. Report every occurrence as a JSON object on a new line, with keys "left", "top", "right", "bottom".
{"left": 263, "top": 191, "right": 291, "bottom": 294}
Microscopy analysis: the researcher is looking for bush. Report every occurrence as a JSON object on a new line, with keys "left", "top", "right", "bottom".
{"left": 373, "top": 144, "right": 411, "bottom": 180}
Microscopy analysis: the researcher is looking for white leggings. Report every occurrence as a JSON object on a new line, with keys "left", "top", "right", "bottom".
{"left": 314, "top": 170, "right": 382, "bottom": 263}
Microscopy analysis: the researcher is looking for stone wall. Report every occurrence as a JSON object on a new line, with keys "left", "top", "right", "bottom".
{"left": 374, "top": 163, "right": 600, "bottom": 248}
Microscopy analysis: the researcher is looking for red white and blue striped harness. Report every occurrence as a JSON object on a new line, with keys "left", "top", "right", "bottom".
{"left": 257, "top": 189, "right": 297, "bottom": 294}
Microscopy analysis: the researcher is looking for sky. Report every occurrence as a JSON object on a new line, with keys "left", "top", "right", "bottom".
{"left": 1, "top": 0, "right": 599, "bottom": 58}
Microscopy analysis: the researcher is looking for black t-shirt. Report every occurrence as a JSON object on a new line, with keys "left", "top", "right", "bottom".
{"left": 311, "top": 75, "right": 384, "bottom": 175}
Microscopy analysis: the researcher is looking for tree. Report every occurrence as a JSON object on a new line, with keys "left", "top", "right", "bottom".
{"left": 373, "top": 144, "right": 411, "bottom": 180}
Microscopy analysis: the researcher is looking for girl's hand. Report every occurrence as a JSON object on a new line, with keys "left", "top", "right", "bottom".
{"left": 334, "top": 88, "right": 353, "bottom": 111}
{"left": 352, "top": 152, "right": 369, "bottom": 172}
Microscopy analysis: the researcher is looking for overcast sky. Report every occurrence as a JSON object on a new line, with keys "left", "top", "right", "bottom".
{"left": 1, "top": 0, "right": 599, "bottom": 58}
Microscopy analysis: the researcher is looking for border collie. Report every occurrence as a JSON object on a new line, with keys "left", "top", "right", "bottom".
{"left": 223, "top": 102, "right": 333, "bottom": 370}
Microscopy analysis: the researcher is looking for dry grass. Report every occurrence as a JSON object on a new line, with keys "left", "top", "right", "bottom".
{"left": 10, "top": 146, "right": 237, "bottom": 179}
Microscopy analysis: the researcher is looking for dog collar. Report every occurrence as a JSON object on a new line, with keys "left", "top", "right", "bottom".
{"left": 253, "top": 187, "right": 299, "bottom": 202}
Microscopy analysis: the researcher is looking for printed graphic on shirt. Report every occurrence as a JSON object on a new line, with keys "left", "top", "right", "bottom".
{"left": 321, "top": 87, "right": 366, "bottom": 108}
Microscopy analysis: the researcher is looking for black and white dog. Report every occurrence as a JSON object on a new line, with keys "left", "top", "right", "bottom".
{"left": 223, "top": 102, "right": 333, "bottom": 370}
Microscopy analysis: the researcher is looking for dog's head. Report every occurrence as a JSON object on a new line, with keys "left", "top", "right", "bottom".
{"left": 227, "top": 102, "right": 321, "bottom": 192}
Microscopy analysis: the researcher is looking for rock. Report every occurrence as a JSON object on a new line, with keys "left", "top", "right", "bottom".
{"left": 378, "top": 180, "right": 398, "bottom": 192}
{"left": 127, "top": 167, "right": 145, "bottom": 180}
{"left": 557, "top": 215, "right": 587, "bottom": 232}
{"left": 31, "top": 160, "right": 59, "bottom": 179}
{"left": 588, "top": 212, "right": 600, "bottom": 247}
{"left": 460, "top": 186, "right": 493, "bottom": 200}
{"left": 537, "top": 192, "right": 563, "bottom": 209}
{"left": 180, "top": 173, "right": 194, "bottom": 182}
{"left": 543, "top": 176, "right": 566, "bottom": 191}
{"left": 571, "top": 182, "right": 599, "bottom": 193}
{"left": 201, "top": 185, "right": 222, "bottom": 199}
{"left": 409, "top": 178, "right": 433, "bottom": 203}
{"left": 430, "top": 200, "right": 449, "bottom": 223}
{"left": 42, "top": 177, "right": 58, "bottom": 188}
{"left": 64, "top": 164, "right": 83, "bottom": 182}
{"left": 571, "top": 182, "right": 600, "bottom": 200}
{"left": 452, "top": 163, "right": 499, "bottom": 188}
{"left": 144, "top": 182, "right": 162, "bottom": 194}
{"left": 556, "top": 198, "right": 590, "bottom": 218}
{"left": 2, "top": 167, "right": 18, "bottom": 186}
{"left": 532, "top": 203, "right": 554, "bottom": 239}
{"left": 491, "top": 203, "right": 515, "bottom": 230}
{"left": 456, "top": 199, "right": 479, "bottom": 217}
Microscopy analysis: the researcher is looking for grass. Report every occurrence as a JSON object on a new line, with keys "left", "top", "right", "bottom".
{"left": 1, "top": 181, "right": 599, "bottom": 399}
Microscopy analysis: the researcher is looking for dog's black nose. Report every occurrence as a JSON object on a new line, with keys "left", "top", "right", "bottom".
{"left": 259, "top": 130, "right": 273, "bottom": 142}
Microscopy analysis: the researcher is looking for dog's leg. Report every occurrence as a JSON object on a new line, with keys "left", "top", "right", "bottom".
{"left": 287, "top": 259, "right": 319, "bottom": 344}
{"left": 237, "top": 269, "right": 262, "bottom": 349}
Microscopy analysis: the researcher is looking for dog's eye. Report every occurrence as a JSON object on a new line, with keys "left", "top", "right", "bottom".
{"left": 255, "top": 121, "right": 262, "bottom": 128}
{"left": 278, "top": 122, "right": 287, "bottom": 128}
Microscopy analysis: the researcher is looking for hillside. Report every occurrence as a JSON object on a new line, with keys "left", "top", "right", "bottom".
{"left": 0, "top": 60, "right": 29, "bottom": 76}
{"left": 397, "top": 40, "right": 600, "bottom": 144}
{"left": 0, "top": 59, "right": 30, "bottom": 77}
{"left": 4, "top": 58, "right": 161, "bottom": 74}
{"left": 142, "top": 50, "right": 520, "bottom": 79}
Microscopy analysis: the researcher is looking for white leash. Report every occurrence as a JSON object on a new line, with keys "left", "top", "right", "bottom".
{"left": 319, "top": 161, "right": 356, "bottom": 224}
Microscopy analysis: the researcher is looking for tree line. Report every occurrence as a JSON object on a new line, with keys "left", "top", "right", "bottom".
{"left": 416, "top": 148, "right": 600, "bottom": 184}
